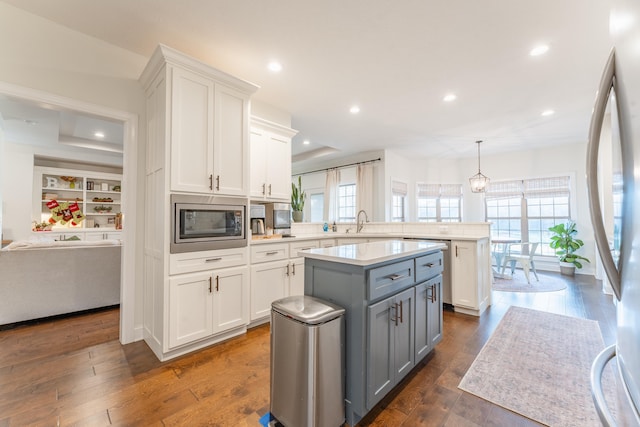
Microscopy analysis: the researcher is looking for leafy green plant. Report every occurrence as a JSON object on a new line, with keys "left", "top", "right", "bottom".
{"left": 291, "top": 176, "right": 306, "bottom": 212}
{"left": 548, "top": 221, "right": 590, "bottom": 268}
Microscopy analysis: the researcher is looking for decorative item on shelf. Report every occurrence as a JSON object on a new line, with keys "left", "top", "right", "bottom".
{"left": 42, "top": 193, "right": 59, "bottom": 200}
{"left": 45, "top": 176, "right": 59, "bottom": 188}
{"left": 60, "top": 176, "right": 78, "bottom": 189}
{"left": 291, "top": 175, "right": 306, "bottom": 222}
{"left": 115, "top": 212, "right": 123, "bottom": 230}
{"left": 548, "top": 221, "right": 590, "bottom": 276}
{"left": 112, "top": 185, "right": 121, "bottom": 192}
{"left": 469, "top": 140, "right": 490, "bottom": 193}
{"left": 87, "top": 181, "right": 94, "bottom": 190}
{"left": 92, "top": 197, "right": 113, "bottom": 202}
{"left": 32, "top": 221, "right": 52, "bottom": 232}
{"left": 101, "top": 183, "right": 109, "bottom": 191}
{"left": 94, "top": 205, "right": 113, "bottom": 213}
{"left": 46, "top": 200, "right": 85, "bottom": 226}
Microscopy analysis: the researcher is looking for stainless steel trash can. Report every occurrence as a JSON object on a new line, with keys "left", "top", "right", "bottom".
{"left": 270, "top": 295, "right": 345, "bottom": 427}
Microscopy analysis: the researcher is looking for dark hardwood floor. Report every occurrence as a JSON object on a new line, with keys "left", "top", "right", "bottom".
{"left": 0, "top": 272, "right": 615, "bottom": 426}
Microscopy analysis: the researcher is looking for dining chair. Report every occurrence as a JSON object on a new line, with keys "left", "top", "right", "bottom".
{"left": 500, "top": 242, "right": 540, "bottom": 284}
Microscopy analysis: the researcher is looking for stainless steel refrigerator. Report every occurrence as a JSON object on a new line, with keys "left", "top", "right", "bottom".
{"left": 587, "top": 0, "right": 640, "bottom": 424}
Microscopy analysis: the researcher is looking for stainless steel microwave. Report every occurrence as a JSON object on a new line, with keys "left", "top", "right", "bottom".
{"left": 170, "top": 194, "right": 247, "bottom": 253}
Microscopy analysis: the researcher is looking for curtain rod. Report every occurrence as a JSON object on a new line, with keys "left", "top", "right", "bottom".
{"left": 292, "top": 157, "right": 382, "bottom": 177}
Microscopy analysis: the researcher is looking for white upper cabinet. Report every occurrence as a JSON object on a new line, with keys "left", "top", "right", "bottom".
{"left": 170, "top": 67, "right": 214, "bottom": 194}
{"left": 250, "top": 116, "right": 297, "bottom": 201}
{"left": 140, "top": 44, "right": 258, "bottom": 197}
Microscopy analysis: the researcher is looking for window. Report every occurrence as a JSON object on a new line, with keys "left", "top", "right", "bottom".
{"left": 485, "top": 176, "right": 571, "bottom": 256}
{"left": 309, "top": 192, "right": 324, "bottom": 223}
{"left": 338, "top": 184, "right": 356, "bottom": 222}
{"left": 391, "top": 179, "right": 407, "bottom": 222}
{"left": 416, "top": 183, "right": 462, "bottom": 222}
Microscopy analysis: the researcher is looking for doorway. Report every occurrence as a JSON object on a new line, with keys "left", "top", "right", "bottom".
{"left": 0, "top": 81, "right": 138, "bottom": 344}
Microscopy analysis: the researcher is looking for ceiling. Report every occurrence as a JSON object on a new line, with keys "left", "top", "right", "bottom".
{"left": 0, "top": 0, "right": 611, "bottom": 166}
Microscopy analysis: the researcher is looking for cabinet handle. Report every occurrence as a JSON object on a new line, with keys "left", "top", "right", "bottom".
{"left": 388, "top": 273, "right": 408, "bottom": 281}
{"left": 208, "top": 276, "right": 212, "bottom": 293}
{"left": 286, "top": 264, "right": 290, "bottom": 276}
{"left": 398, "top": 300, "right": 404, "bottom": 324}
{"left": 268, "top": 184, "right": 272, "bottom": 195}
{"left": 391, "top": 304, "right": 398, "bottom": 326}
{"left": 455, "top": 245, "right": 458, "bottom": 257}
{"left": 262, "top": 183, "right": 266, "bottom": 195}
{"left": 266, "top": 251, "right": 278, "bottom": 256}
{"left": 205, "top": 257, "right": 222, "bottom": 262}
{"left": 425, "top": 263, "right": 434, "bottom": 268}
{"left": 431, "top": 284, "right": 436, "bottom": 303}
{"left": 216, "top": 275, "right": 219, "bottom": 292}
{"left": 216, "top": 175, "right": 220, "bottom": 191}
{"left": 292, "top": 263, "right": 296, "bottom": 275}
{"left": 209, "top": 174, "right": 213, "bottom": 190}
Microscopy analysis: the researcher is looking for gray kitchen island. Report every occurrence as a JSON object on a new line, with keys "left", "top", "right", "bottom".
{"left": 301, "top": 240, "right": 446, "bottom": 426}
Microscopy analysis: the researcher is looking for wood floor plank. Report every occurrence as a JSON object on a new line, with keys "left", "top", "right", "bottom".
{"left": 0, "top": 272, "right": 615, "bottom": 426}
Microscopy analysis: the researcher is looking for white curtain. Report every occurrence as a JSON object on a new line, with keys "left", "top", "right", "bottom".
{"left": 324, "top": 168, "right": 340, "bottom": 222}
{"left": 356, "top": 164, "right": 374, "bottom": 218}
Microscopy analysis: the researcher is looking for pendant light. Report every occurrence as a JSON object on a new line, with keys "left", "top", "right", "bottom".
{"left": 469, "top": 140, "right": 490, "bottom": 193}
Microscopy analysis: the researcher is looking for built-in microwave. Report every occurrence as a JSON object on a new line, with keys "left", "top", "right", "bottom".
{"left": 170, "top": 194, "right": 247, "bottom": 253}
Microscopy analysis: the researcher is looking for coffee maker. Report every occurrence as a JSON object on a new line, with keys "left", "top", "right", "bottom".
{"left": 250, "top": 204, "right": 266, "bottom": 236}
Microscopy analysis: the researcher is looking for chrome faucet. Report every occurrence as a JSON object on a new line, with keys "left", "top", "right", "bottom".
{"left": 356, "top": 210, "right": 369, "bottom": 233}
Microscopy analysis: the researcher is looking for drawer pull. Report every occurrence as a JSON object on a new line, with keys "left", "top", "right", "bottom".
{"left": 424, "top": 263, "right": 434, "bottom": 268}
{"left": 388, "top": 273, "right": 408, "bottom": 281}
{"left": 205, "top": 257, "right": 222, "bottom": 262}
{"left": 300, "top": 247, "right": 313, "bottom": 251}
{"left": 266, "top": 251, "right": 279, "bottom": 256}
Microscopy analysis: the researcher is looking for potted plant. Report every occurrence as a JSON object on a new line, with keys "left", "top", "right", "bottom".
{"left": 548, "top": 221, "right": 590, "bottom": 276}
{"left": 291, "top": 176, "right": 306, "bottom": 222}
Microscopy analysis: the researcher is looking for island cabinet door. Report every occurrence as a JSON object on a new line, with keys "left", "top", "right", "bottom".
{"left": 367, "top": 296, "right": 394, "bottom": 409}
{"left": 366, "top": 287, "right": 415, "bottom": 410}
{"left": 427, "top": 278, "right": 443, "bottom": 349}
{"left": 414, "top": 281, "right": 430, "bottom": 360}
{"left": 393, "top": 287, "right": 415, "bottom": 381}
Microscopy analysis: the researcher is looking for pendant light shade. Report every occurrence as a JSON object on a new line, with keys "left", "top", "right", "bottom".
{"left": 469, "top": 140, "right": 490, "bottom": 193}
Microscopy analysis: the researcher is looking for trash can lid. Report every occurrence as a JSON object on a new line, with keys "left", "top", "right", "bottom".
{"left": 272, "top": 295, "right": 345, "bottom": 324}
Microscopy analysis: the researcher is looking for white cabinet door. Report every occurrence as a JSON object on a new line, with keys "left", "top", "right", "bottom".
{"left": 289, "top": 258, "right": 305, "bottom": 296}
{"left": 169, "top": 272, "right": 214, "bottom": 348}
{"left": 249, "top": 119, "right": 296, "bottom": 201}
{"left": 170, "top": 67, "right": 214, "bottom": 194}
{"left": 212, "top": 266, "right": 249, "bottom": 333}
{"left": 213, "top": 84, "right": 249, "bottom": 196}
{"left": 250, "top": 260, "right": 289, "bottom": 321}
{"left": 266, "top": 133, "right": 292, "bottom": 201}
{"left": 451, "top": 240, "right": 478, "bottom": 309}
{"left": 249, "top": 130, "right": 269, "bottom": 199}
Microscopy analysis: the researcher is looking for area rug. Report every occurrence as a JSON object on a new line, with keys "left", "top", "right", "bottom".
{"left": 458, "top": 306, "right": 615, "bottom": 426}
{"left": 492, "top": 271, "right": 567, "bottom": 293}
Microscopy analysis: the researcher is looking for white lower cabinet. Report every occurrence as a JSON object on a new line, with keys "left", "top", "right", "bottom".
{"left": 169, "top": 266, "right": 248, "bottom": 349}
{"left": 250, "top": 259, "right": 289, "bottom": 321}
{"left": 288, "top": 257, "right": 305, "bottom": 296}
{"left": 451, "top": 238, "right": 491, "bottom": 316}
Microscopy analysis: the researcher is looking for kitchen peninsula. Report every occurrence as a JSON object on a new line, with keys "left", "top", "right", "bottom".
{"left": 302, "top": 240, "right": 446, "bottom": 426}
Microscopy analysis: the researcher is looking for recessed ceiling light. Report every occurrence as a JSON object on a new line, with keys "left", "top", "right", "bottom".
{"left": 268, "top": 61, "right": 282, "bottom": 72}
{"left": 303, "top": 140, "right": 310, "bottom": 145}
{"left": 530, "top": 45, "right": 549, "bottom": 56}
{"left": 94, "top": 131, "right": 105, "bottom": 138}
{"left": 541, "top": 109, "right": 555, "bottom": 116}
{"left": 443, "top": 94, "right": 457, "bottom": 102}
{"left": 350, "top": 106, "right": 360, "bottom": 114}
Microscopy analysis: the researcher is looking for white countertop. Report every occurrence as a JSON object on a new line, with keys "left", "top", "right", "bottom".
{"left": 299, "top": 239, "right": 446, "bottom": 266}
{"left": 250, "top": 232, "right": 488, "bottom": 244}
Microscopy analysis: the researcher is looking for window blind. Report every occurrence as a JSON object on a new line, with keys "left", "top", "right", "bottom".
{"left": 391, "top": 180, "right": 408, "bottom": 196}
{"left": 485, "top": 179, "right": 523, "bottom": 200}
{"left": 440, "top": 184, "right": 462, "bottom": 198}
{"left": 523, "top": 176, "right": 570, "bottom": 198}
{"left": 416, "top": 183, "right": 440, "bottom": 198}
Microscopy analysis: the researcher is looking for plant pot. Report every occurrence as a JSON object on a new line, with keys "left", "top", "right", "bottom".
{"left": 559, "top": 261, "right": 576, "bottom": 276}
{"left": 292, "top": 210, "right": 303, "bottom": 223}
